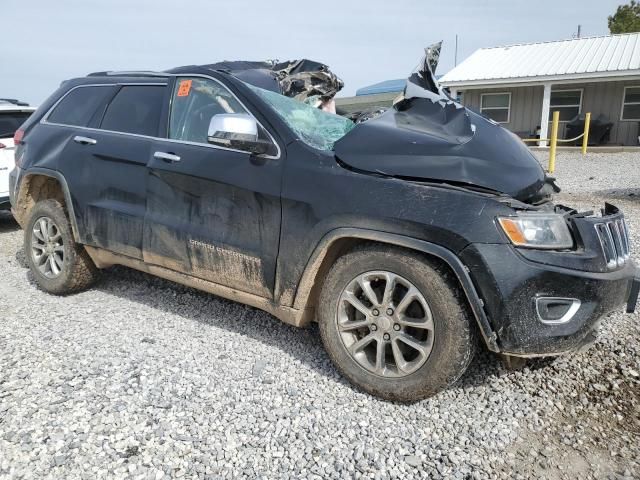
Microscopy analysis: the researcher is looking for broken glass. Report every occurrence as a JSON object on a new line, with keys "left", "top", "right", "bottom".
{"left": 248, "top": 84, "right": 355, "bottom": 151}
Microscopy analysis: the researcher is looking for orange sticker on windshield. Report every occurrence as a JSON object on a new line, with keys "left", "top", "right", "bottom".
{"left": 177, "top": 79, "right": 192, "bottom": 97}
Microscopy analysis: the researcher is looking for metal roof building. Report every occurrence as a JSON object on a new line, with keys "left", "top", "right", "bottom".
{"left": 439, "top": 33, "right": 640, "bottom": 146}
{"left": 336, "top": 76, "right": 445, "bottom": 116}
{"left": 355, "top": 76, "right": 443, "bottom": 96}
{"left": 355, "top": 79, "right": 406, "bottom": 96}
{"left": 439, "top": 33, "right": 640, "bottom": 87}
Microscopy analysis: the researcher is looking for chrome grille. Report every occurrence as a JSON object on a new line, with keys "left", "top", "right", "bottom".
{"left": 595, "top": 218, "right": 630, "bottom": 269}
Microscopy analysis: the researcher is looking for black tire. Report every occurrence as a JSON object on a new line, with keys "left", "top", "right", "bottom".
{"left": 318, "top": 244, "right": 476, "bottom": 402}
{"left": 24, "top": 199, "right": 98, "bottom": 295}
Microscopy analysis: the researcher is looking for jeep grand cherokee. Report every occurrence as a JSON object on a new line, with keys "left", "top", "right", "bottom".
{"left": 8, "top": 59, "right": 639, "bottom": 401}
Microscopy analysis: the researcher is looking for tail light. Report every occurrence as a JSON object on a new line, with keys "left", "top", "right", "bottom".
{"left": 14, "top": 128, "right": 25, "bottom": 144}
{"left": 13, "top": 128, "right": 25, "bottom": 167}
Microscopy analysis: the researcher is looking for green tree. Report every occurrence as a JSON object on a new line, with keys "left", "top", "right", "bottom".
{"left": 608, "top": 0, "right": 640, "bottom": 34}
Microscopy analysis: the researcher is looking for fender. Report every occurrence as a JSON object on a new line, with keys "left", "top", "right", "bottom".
{"left": 292, "top": 227, "right": 500, "bottom": 352}
{"left": 15, "top": 167, "right": 82, "bottom": 242}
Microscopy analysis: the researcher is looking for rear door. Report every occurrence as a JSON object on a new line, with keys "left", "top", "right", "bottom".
{"left": 144, "top": 76, "right": 283, "bottom": 298}
{"left": 52, "top": 82, "right": 167, "bottom": 259}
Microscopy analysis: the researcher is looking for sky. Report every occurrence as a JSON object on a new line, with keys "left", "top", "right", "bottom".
{"left": 1, "top": 0, "right": 628, "bottom": 104}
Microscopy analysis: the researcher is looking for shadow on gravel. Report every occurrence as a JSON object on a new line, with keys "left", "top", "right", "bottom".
{"left": 13, "top": 246, "right": 39, "bottom": 291}
{"left": 0, "top": 211, "right": 19, "bottom": 233}
{"left": 89, "top": 265, "right": 506, "bottom": 395}
{"left": 92, "top": 265, "right": 346, "bottom": 383}
{"left": 8, "top": 240, "right": 507, "bottom": 397}
{"left": 594, "top": 188, "right": 640, "bottom": 202}
{"left": 15, "top": 247, "right": 28, "bottom": 268}
{"left": 455, "top": 350, "right": 503, "bottom": 389}
{"left": 455, "top": 349, "right": 557, "bottom": 390}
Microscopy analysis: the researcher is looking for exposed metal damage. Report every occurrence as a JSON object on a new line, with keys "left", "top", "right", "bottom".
{"left": 212, "top": 48, "right": 552, "bottom": 203}
{"left": 202, "top": 58, "right": 344, "bottom": 105}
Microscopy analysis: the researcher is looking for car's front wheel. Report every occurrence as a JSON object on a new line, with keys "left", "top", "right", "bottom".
{"left": 25, "top": 199, "right": 98, "bottom": 294}
{"left": 318, "top": 244, "right": 476, "bottom": 402}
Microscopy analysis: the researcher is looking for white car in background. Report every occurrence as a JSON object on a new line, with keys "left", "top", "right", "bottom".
{"left": 0, "top": 100, "right": 35, "bottom": 210}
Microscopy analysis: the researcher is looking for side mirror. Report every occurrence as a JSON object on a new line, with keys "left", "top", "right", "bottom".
{"left": 207, "top": 113, "right": 273, "bottom": 155}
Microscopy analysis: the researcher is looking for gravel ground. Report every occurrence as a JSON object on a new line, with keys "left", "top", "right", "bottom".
{"left": 1, "top": 151, "right": 639, "bottom": 480}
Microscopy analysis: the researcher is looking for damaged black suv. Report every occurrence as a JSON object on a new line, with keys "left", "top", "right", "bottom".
{"left": 9, "top": 58, "right": 639, "bottom": 401}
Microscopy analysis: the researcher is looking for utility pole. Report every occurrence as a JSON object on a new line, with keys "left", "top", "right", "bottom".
{"left": 455, "top": 34, "right": 459, "bottom": 66}
{"left": 574, "top": 24, "right": 582, "bottom": 38}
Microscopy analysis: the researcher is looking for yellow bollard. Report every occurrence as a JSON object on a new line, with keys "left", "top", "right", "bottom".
{"left": 548, "top": 111, "right": 560, "bottom": 173}
{"left": 581, "top": 112, "right": 591, "bottom": 155}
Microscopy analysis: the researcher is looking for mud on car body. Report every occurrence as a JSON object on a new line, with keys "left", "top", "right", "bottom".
{"left": 9, "top": 56, "right": 640, "bottom": 401}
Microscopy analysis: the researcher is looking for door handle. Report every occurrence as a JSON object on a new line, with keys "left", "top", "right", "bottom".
{"left": 73, "top": 136, "right": 97, "bottom": 145}
{"left": 153, "top": 151, "right": 181, "bottom": 162}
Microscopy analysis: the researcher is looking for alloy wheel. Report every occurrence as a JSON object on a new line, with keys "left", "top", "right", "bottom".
{"left": 31, "top": 216, "right": 65, "bottom": 278}
{"left": 336, "top": 270, "right": 434, "bottom": 378}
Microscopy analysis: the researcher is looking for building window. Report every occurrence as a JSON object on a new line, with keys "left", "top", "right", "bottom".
{"left": 480, "top": 93, "right": 511, "bottom": 123}
{"left": 549, "top": 90, "right": 582, "bottom": 121}
{"left": 621, "top": 86, "right": 640, "bottom": 121}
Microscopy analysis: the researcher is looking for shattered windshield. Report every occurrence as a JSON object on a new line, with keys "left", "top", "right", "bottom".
{"left": 247, "top": 84, "right": 355, "bottom": 151}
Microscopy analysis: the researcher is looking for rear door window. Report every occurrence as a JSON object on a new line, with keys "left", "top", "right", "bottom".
{"left": 47, "top": 86, "right": 116, "bottom": 127}
{"left": 100, "top": 85, "right": 165, "bottom": 137}
{"left": 0, "top": 112, "right": 32, "bottom": 137}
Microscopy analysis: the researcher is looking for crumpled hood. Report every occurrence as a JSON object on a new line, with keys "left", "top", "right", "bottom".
{"left": 334, "top": 94, "right": 546, "bottom": 202}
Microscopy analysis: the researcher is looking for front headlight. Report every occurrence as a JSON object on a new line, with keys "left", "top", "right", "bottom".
{"left": 498, "top": 213, "right": 573, "bottom": 249}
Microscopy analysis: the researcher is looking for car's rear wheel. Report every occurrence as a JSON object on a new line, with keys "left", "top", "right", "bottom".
{"left": 318, "top": 244, "right": 476, "bottom": 402}
{"left": 25, "top": 199, "right": 98, "bottom": 294}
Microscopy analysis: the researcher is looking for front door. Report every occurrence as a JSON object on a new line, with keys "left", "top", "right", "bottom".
{"left": 143, "top": 76, "right": 282, "bottom": 298}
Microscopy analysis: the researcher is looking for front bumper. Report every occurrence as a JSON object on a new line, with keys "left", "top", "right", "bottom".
{"left": 461, "top": 243, "right": 638, "bottom": 356}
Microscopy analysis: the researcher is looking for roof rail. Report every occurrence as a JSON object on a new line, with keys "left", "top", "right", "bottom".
{"left": 0, "top": 98, "right": 30, "bottom": 106}
{"left": 87, "top": 70, "right": 169, "bottom": 78}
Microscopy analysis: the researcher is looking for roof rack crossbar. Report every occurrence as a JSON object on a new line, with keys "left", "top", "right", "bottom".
{"left": 0, "top": 98, "right": 30, "bottom": 106}
{"left": 87, "top": 70, "right": 169, "bottom": 78}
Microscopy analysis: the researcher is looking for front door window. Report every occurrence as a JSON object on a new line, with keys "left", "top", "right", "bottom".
{"left": 169, "top": 77, "right": 249, "bottom": 144}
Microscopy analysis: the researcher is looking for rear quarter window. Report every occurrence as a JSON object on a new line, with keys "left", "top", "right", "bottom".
{"left": 47, "top": 85, "right": 116, "bottom": 127}
{"left": 100, "top": 85, "right": 165, "bottom": 137}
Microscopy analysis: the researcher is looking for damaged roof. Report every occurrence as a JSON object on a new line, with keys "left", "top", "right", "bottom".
{"left": 197, "top": 59, "right": 344, "bottom": 102}
{"left": 440, "top": 32, "right": 640, "bottom": 87}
